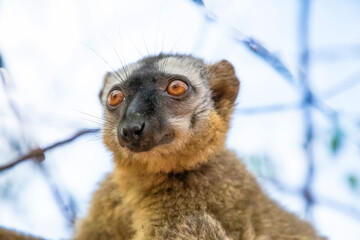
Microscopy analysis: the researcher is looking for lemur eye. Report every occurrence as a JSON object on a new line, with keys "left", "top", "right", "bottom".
{"left": 166, "top": 79, "right": 188, "bottom": 96}
{"left": 107, "top": 89, "right": 124, "bottom": 107}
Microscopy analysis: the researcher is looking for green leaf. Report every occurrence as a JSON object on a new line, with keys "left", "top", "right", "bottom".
{"left": 348, "top": 175, "right": 358, "bottom": 190}
{"left": 330, "top": 129, "right": 342, "bottom": 155}
{"left": 249, "top": 155, "right": 261, "bottom": 176}
{"left": 263, "top": 155, "right": 275, "bottom": 179}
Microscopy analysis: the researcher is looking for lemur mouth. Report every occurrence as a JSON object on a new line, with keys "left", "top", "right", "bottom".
{"left": 122, "top": 131, "right": 175, "bottom": 153}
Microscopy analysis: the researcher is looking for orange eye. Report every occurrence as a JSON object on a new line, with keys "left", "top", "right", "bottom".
{"left": 166, "top": 80, "right": 188, "bottom": 96}
{"left": 107, "top": 89, "right": 124, "bottom": 107}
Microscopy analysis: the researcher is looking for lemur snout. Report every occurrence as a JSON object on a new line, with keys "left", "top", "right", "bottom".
{"left": 120, "top": 121, "right": 145, "bottom": 142}
{"left": 117, "top": 113, "right": 166, "bottom": 152}
{"left": 118, "top": 119, "right": 147, "bottom": 148}
{"left": 117, "top": 115, "right": 174, "bottom": 153}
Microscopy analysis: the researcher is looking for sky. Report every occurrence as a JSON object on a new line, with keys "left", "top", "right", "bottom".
{"left": 0, "top": 0, "right": 360, "bottom": 239}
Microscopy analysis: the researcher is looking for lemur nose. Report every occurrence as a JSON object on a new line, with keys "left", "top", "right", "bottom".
{"left": 120, "top": 122, "right": 145, "bottom": 143}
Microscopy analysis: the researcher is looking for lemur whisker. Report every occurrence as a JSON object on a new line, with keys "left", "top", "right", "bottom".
{"left": 78, "top": 111, "right": 117, "bottom": 128}
{"left": 114, "top": 10, "right": 131, "bottom": 80}
{"left": 85, "top": 44, "right": 124, "bottom": 83}
{"left": 154, "top": 0, "right": 166, "bottom": 54}
{"left": 101, "top": 34, "right": 129, "bottom": 81}
{"left": 142, "top": 35, "right": 151, "bottom": 57}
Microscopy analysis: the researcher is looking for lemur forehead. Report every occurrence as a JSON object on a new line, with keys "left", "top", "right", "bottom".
{"left": 109, "top": 62, "right": 144, "bottom": 84}
{"left": 156, "top": 56, "right": 206, "bottom": 85}
{"left": 108, "top": 55, "right": 206, "bottom": 86}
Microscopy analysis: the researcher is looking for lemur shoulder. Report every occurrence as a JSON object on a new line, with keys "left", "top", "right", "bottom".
{"left": 74, "top": 54, "right": 324, "bottom": 240}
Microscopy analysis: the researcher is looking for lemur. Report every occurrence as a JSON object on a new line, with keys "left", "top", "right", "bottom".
{"left": 73, "top": 53, "right": 324, "bottom": 240}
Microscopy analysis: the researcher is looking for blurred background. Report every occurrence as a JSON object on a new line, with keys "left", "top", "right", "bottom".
{"left": 0, "top": 0, "right": 359, "bottom": 239}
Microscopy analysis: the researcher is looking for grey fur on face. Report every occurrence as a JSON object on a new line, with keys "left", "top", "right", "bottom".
{"left": 100, "top": 54, "right": 214, "bottom": 153}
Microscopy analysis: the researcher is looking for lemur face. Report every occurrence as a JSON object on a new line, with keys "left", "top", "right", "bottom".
{"left": 99, "top": 54, "right": 239, "bottom": 173}
{"left": 100, "top": 54, "right": 213, "bottom": 153}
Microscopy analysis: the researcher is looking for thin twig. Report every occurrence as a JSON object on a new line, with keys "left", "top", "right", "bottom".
{"left": 0, "top": 69, "right": 29, "bottom": 147}
{"left": 321, "top": 70, "right": 360, "bottom": 99}
{"left": 261, "top": 177, "right": 301, "bottom": 195}
{"left": 191, "top": 0, "right": 360, "bottom": 109}
{"left": 0, "top": 129, "right": 100, "bottom": 172}
{"left": 266, "top": 178, "right": 360, "bottom": 221}
{"left": 235, "top": 102, "right": 302, "bottom": 115}
{"left": 191, "top": 0, "right": 204, "bottom": 6}
{"left": 191, "top": 1, "right": 299, "bottom": 87}
{"left": 298, "top": 0, "right": 315, "bottom": 217}
{"left": 0, "top": 68, "right": 90, "bottom": 226}
{"left": 312, "top": 44, "right": 360, "bottom": 61}
{"left": 0, "top": 53, "right": 4, "bottom": 69}
{"left": 316, "top": 197, "right": 360, "bottom": 220}
{"left": 39, "top": 164, "right": 77, "bottom": 225}
{"left": 240, "top": 37, "right": 298, "bottom": 86}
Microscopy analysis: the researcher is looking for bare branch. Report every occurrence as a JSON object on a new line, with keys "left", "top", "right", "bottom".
{"left": 39, "top": 164, "right": 78, "bottom": 225}
{"left": 191, "top": 1, "right": 360, "bottom": 114}
{"left": 0, "top": 128, "right": 100, "bottom": 172}
{"left": 239, "top": 37, "right": 298, "bottom": 86}
{"left": 261, "top": 177, "right": 301, "bottom": 195}
{"left": 235, "top": 102, "right": 302, "bottom": 115}
{"left": 316, "top": 197, "right": 360, "bottom": 220}
{"left": 265, "top": 178, "right": 360, "bottom": 221}
{"left": 0, "top": 53, "right": 4, "bottom": 69}
{"left": 298, "top": 0, "right": 315, "bottom": 217}
{"left": 321, "top": 70, "right": 360, "bottom": 99}
{"left": 191, "top": 2, "right": 298, "bottom": 87}
{"left": 312, "top": 44, "right": 360, "bottom": 62}
{"left": 0, "top": 68, "right": 29, "bottom": 146}
{"left": 0, "top": 68, "right": 98, "bottom": 226}
{"left": 191, "top": 0, "right": 204, "bottom": 6}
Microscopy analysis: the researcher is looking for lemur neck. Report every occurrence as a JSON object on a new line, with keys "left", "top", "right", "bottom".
{"left": 112, "top": 140, "right": 226, "bottom": 174}
{"left": 112, "top": 150, "right": 225, "bottom": 191}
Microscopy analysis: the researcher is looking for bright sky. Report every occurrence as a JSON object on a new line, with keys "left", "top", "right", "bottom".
{"left": 0, "top": 0, "right": 359, "bottom": 239}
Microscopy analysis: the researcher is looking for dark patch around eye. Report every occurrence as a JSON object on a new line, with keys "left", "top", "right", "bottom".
{"left": 190, "top": 112, "right": 197, "bottom": 128}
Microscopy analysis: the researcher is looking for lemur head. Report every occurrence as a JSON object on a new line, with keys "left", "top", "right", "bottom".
{"left": 99, "top": 54, "right": 239, "bottom": 174}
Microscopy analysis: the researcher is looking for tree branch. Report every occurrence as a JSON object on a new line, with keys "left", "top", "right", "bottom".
{"left": 298, "top": 0, "right": 315, "bottom": 217}
{"left": 0, "top": 53, "right": 4, "bottom": 69}
{"left": 316, "top": 197, "right": 360, "bottom": 220}
{"left": 240, "top": 37, "right": 298, "bottom": 86}
{"left": 321, "top": 70, "right": 360, "bottom": 99}
{"left": 0, "top": 67, "right": 98, "bottom": 227}
{"left": 265, "top": 178, "right": 360, "bottom": 221}
{"left": 235, "top": 102, "right": 302, "bottom": 115}
{"left": 0, "top": 128, "right": 100, "bottom": 172}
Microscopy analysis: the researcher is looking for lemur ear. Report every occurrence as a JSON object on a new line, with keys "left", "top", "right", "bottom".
{"left": 99, "top": 72, "right": 112, "bottom": 103}
{"left": 207, "top": 60, "right": 240, "bottom": 119}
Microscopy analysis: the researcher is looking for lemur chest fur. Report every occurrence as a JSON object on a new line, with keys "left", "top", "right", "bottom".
{"left": 112, "top": 151, "right": 257, "bottom": 239}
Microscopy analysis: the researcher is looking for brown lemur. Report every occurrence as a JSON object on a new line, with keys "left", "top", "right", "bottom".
{"left": 74, "top": 54, "right": 323, "bottom": 240}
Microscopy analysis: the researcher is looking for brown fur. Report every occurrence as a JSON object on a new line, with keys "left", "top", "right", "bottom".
{"left": 0, "top": 227, "right": 42, "bottom": 240}
{"left": 74, "top": 56, "right": 323, "bottom": 240}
